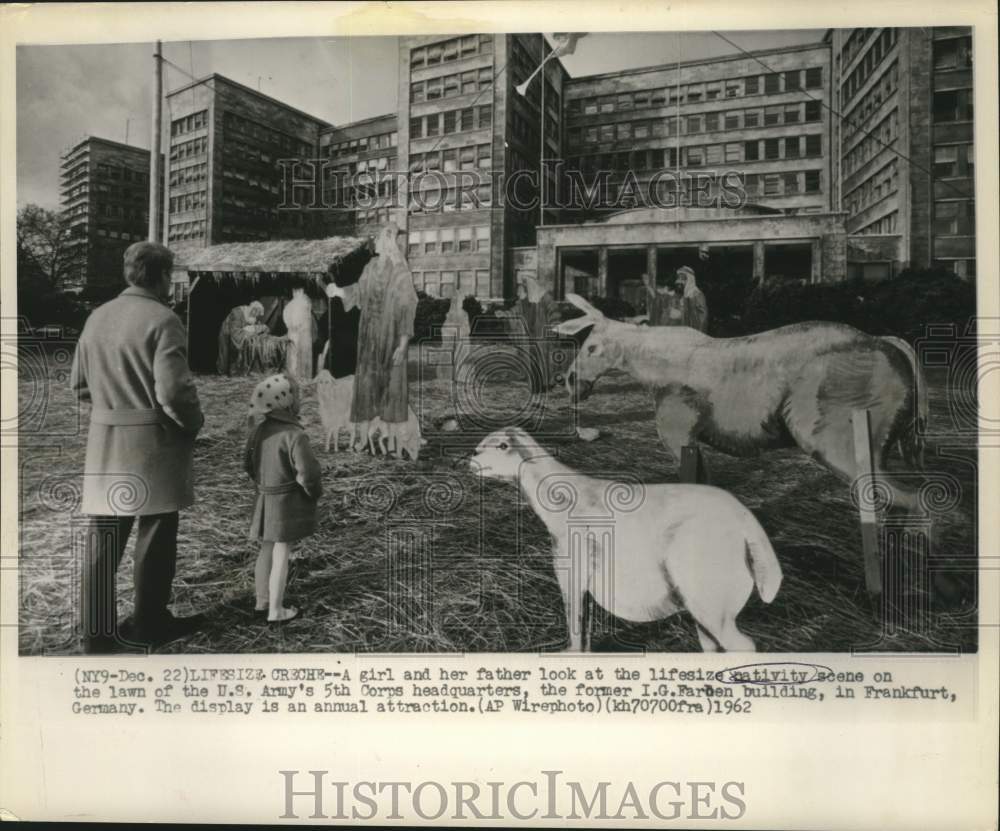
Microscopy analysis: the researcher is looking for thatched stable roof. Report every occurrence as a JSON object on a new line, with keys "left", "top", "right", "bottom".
{"left": 185, "top": 236, "right": 371, "bottom": 283}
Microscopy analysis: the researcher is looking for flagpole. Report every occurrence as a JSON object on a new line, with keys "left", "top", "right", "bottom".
{"left": 540, "top": 46, "right": 546, "bottom": 228}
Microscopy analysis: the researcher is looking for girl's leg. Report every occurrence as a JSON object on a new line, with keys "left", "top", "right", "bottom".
{"left": 268, "top": 541, "right": 298, "bottom": 622}
{"left": 254, "top": 542, "right": 274, "bottom": 611}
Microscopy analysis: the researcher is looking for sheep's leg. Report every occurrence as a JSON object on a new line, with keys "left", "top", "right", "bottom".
{"left": 694, "top": 623, "right": 722, "bottom": 653}
{"left": 554, "top": 547, "right": 585, "bottom": 652}
{"left": 717, "top": 620, "right": 756, "bottom": 652}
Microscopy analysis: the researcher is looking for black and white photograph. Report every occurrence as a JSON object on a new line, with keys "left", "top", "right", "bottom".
{"left": 3, "top": 3, "right": 998, "bottom": 827}
{"left": 12, "top": 21, "right": 985, "bottom": 657}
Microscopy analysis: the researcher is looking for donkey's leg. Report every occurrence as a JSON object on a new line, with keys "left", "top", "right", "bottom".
{"left": 652, "top": 391, "right": 701, "bottom": 467}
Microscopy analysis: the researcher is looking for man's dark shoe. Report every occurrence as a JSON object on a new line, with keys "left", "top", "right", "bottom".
{"left": 144, "top": 613, "right": 206, "bottom": 649}
{"left": 82, "top": 635, "right": 127, "bottom": 655}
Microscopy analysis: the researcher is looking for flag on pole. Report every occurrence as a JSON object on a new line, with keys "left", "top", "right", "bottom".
{"left": 549, "top": 33, "right": 587, "bottom": 58}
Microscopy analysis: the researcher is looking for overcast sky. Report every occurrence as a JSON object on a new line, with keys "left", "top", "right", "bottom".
{"left": 17, "top": 30, "right": 825, "bottom": 210}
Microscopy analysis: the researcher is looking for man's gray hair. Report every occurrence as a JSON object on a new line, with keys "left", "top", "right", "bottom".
{"left": 124, "top": 241, "right": 174, "bottom": 289}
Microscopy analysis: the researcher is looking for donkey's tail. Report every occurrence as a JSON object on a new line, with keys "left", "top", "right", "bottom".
{"left": 744, "top": 513, "right": 782, "bottom": 603}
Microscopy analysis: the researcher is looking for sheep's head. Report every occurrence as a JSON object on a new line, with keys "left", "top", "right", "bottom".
{"left": 469, "top": 428, "right": 533, "bottom": 481}
{"left": 555, "top": 294, "right": 627, "bottom": 401}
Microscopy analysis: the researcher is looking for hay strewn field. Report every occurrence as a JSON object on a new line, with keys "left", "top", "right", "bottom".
{"left": 18, "top": 343, "right": 978, "bottom": 655}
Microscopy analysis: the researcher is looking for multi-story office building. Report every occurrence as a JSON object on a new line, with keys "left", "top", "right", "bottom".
{"left": 828, "top": 26, "right": 975, "bottom": 279}
{"left": 318, "top": 113, "right": 399, "bottom": 237}
{"left": 562, "top": 44, "right": 833, "bottom": 216}
{"left": 397, "top": 33, "right": 565, "bottom": 299}
{"left": 59, "top": 136, "right": 158, "bottom": 290}
{"left": 164, "top": 74, "right": 329, "bottom": 263}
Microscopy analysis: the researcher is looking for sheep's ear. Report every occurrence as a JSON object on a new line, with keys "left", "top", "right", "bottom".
{"left": 565, "top": 293, "right": 605, "bottom": 320}
{"left": 554, "top": 315, "right": 597, "bottom": 337}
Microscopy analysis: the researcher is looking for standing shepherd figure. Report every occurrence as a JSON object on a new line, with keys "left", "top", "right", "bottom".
{"left": 517, "top": 275, "right": 560, "bottom": 397}
{"left": 643, "top": 266, "right": 709, "bottom": 332}
{"left": 282, "top": 287, "right": 316, "bottom": 383}
{"left": 347, "top": 223, "right": 418, "bottom": 430}
{"left": 442, "top": 292, "right": 472, "bottom": 384}
{"left": 70, "top": 241, "right": 205, "bottom": 653}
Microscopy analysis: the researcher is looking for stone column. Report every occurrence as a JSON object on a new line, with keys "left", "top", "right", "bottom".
{"left": 753, "top": 241, "right": 766, "bottom": 284}
{"left": 598, "top": 247, "right": 610, "bottom": 297}
{"left": 646, "top": 245, "right": 657, "bottom": 285}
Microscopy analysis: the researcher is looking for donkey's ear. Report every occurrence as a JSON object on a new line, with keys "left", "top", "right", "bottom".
{"left": 554, "top": 316, "right": 597, "bottom": 337}
{"left": 565, "top": 293, "right": 605, "bottom": 319}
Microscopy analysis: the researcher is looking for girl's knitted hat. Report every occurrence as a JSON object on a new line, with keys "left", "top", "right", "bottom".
{"left": 247, "top": 373, "right": 300, "bottom": 419}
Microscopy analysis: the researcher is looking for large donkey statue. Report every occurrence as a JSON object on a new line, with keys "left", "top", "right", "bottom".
{"left": 556, "top": 294, "right": 926, "bottom": 511}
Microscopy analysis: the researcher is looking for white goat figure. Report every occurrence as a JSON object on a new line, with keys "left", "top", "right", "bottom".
{"left": 366, "top": 407, "right": 427, "bottom": 461}
{"left": 312, "top": 369, "right": 358, "bottom": 452}
{"left": 470, "top": 427, "right": 782, "bottom": 652}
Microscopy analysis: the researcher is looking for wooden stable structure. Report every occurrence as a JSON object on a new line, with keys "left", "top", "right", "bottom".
{"left": 182, "top": 236, "right": 373, "bottom": 372}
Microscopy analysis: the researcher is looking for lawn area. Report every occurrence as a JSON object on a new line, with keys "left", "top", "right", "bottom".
{"left": 17, "top": 343, "right": 979, "bottom": 655}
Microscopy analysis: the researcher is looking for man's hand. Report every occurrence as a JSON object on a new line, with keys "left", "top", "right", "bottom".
{"left": 391, "top": 345, "right": 407, "bottom": 366}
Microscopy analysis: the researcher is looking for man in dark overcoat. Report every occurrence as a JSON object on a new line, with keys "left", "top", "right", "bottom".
{"left": 70, "top": 241, "right": 205, "bottom": 653}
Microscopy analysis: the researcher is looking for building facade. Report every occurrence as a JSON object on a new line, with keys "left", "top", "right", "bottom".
{"left": 397, "top": 33, "right": 565, "bottom": 300}
{"left": 164, "top": 74, "right": 329, "bottom": 265}
{"left": 318, "top": 113, "right": 399, "bottom": 237}
{"left": 562, "top": 44, "right": 833, "bottom": 219}
{"left": 60, "top": 136, "right": 157, "bottom": 290}
{"left": 828, "top": 26, "right": 975, "bottom": 279}
{"left": 156, "top": 29, "right": 975, "bottom": 301}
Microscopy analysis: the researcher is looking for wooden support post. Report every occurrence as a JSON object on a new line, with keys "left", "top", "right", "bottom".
{"left": 852, "top": 409, "right": 882, "bottom": 597}
{"left": 680, "top": 445, "right": 708, "bottom": 484}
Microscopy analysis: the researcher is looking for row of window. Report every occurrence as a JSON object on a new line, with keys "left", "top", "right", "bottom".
{"left": 170, "top": 136, "right": 208, "bottom": 163}
{"left": 854, "top": 210, "right": 899, "bottom": 236}
{"left": 409, "top": 183, "right": 493, "bottom": 213}
{"left": 568, "top": 67, "right": 824, "bottom": 120}
{"left": 409, "top": 35, "right": 494, "bottom": 72}
{"left": 842, "top": 61, "right": 899, "bottom": 140}
{"left": 568, "top": 99, "right": 823, "bottom": 149}
{"left": 845, "top": 158, "right": 898, "bottom": 216}
{"left": 222, "top": 166, "right": 281, "bottom": 194}
{"left": 567, "top": 133, "right": 822, "bottom": 175}
{"left": 838, "top": 28, "right": 878, "bottom": 71}
{"left": 167, "top": 220, "right": 206, "bottom": 241}
{"left": 409, "top": 104, "right": 493, "bottom": 140}
{"left": 934, "top": 143, "right": 975, "bottom": 179}
{"left": 95, "top": 228, "right": 145, "bottom": 241}
{"left": 842, "top": 108, "right": 898, "bottom": 177}
{"left": 324, "top": 130, "right": 398, "bottom": 156}
{"left": 223, "top": 112, "right": 313, "bottom": 158}
{"left": 169, "top": 162, "right": 208, "bottom": 188}
{"left": 409, "top": 143, "right": 492, "bottom": 174}
{"left": 840, "top": 27, "right": 899, "bottom": 109}
{"left": 169, "top": 190, "right": 207, "bottom": 214}
{"left": 91, "top": 183, "right": 146, "bottom": 202}
{"left": 933, "top": 89, "right": 974, "bottom": 123}
{"left": 411, "top": 268, "right": 495, "bottom": 300}
{"left": 97, "top": 203, "right": 145, "bottom": 220}
{"left": 933, "top": 37, "right": 973, "bottom": 71}
{"left": 95, "top": 163, "right": 149, "bottom": 184}
{"left": 407, "top": 225, "right": 491, "bottom": 257}
{"left": 356, "top": 206, "right": 396, "bottom": 226}
{"left": 934, "top": 199, "right": 975, "bottom": 237}
{"left": 410, "top": 67, "right": 494, "bottom": 104}
{"left": 743, "top": 170, "right": 822, "bottom": 198}
{"left": 170, "top": 110, "right": 208, "bottom": 137}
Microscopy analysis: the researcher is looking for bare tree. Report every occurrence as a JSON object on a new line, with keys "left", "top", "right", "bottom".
{"left": 17, "top": 204, "right": 83, "bottom": 295}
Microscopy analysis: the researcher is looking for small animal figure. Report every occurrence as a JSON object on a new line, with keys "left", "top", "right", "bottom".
{"left": 314, "top": 370, "right": 358, "bottom": 452}
{"left": 367, "top": 407, "right": 426, "bottom": 461}
{"left": 470, "top": 427, "right": 782, "bottom": 652}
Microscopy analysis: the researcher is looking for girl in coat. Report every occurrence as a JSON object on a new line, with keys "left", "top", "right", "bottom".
{"left": 243, "top": 373, "right": 322, "bottom": 623}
